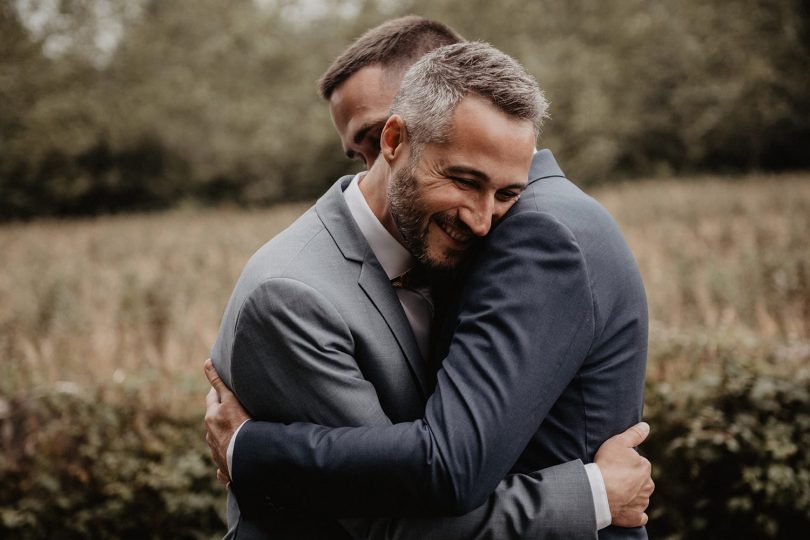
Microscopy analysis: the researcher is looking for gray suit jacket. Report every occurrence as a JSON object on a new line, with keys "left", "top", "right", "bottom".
{"left": 223, "top": 151, "right": 649, "bottom": 539}
{"left": 212, "top": 174, "right": 597, "bottom": 539}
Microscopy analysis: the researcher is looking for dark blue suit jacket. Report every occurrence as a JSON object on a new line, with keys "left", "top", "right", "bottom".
{"left": 231, "top": 150, "right": 648, "bottom": 538}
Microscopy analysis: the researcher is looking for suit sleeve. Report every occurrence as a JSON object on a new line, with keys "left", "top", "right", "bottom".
{"left": 229, "top": 276, "right": 390, "bottom": 426}
{"left": 226, "top": 276, "right": 392, "bottom": 522}
{"left": 231, "top": 212, "right": 598, "bottom": 537}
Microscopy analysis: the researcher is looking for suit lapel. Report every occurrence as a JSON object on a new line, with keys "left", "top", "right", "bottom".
{"left": 316, "top": 177, "right": 431, "bottom": 399}
{"left": 357, "top": 258, "right": 430, "bottom": 399}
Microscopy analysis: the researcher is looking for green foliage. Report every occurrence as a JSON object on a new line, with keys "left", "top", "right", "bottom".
{"left": 414, "top": 0, "right": 810, "bottom": 181}
{"left": 2, "top": 343, "right": 808, "bottom": 538}
{"left": 0, "top": 388, "right": 224, "bottom": 539}
{"left": 1, "top": 176, "right": 808, "bottom": 537}
{"left": 644, "top": 338, "right": 810, "bottom": 539}
{"left": 2, "top": 0, "right": 809, "bottom": 219}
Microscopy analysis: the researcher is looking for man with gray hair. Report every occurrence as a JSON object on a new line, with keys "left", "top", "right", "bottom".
{"left": 207, "top": 30, "right": 651, "bottom": 540}
{"left": 385, "top": 41, "right": 548, "bottom": 269}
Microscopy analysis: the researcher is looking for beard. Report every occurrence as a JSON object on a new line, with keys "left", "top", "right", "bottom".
{"left": 387, "top": 154, "right": 471, "bottom": 271}
{"left": 388, "top": 155, "right": 428, "bottom": 262}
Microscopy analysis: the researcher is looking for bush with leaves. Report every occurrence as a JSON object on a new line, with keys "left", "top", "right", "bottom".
{"left": 644, "top": 340, "right": 810, "bottom": 539}
{"left": 2, "top": 340, "right": 809, "bottom": 538}
{"left": 0, "top": 387, "right": 224, "bottom": 539}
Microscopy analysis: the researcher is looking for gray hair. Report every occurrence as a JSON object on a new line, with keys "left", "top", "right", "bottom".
{"left": 389, "top": 41, "right": 548, "bottom": 150}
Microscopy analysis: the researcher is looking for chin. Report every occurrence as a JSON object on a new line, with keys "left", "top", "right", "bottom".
{"left": 423, "top": 246, "right": 465, "bottom": 271}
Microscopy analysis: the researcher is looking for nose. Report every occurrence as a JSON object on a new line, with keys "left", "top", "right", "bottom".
{"left": 461, "top": 195, "right": 495, "bottom": 237}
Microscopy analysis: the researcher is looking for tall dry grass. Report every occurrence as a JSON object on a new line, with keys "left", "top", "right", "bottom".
{"left": 2, "top": 174, "right": 809, "bottom": 408}
{"left": 2, "top": 174, "right": 809, "bottom": 539}
{"left": 598, "top": 174, "right": 810, "bottom": 340}
{"left": 0, "top": 204, "right": 309, "bottom": 413}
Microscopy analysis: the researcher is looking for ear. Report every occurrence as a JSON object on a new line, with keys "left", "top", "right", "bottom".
{"left": 380, "top": 115, "right": 407, "bottom": 165}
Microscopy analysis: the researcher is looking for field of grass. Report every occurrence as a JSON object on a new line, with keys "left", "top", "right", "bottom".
{"left": 0, "top": 203, "right": 310, "bottom": 414}
{"left": 2, "top": 173, "right": 809, "bottom": 538}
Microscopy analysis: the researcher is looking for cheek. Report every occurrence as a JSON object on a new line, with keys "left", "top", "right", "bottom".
{"left": 419, "top": 186, "right": 462, "bottom": 217}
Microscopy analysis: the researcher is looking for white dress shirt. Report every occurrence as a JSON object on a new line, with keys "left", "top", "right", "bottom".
{"left": 226, "top": 173, "right": 611, "bottom": 529}
{"left": 343, "top": 173, "right": 434, "bottom": 360}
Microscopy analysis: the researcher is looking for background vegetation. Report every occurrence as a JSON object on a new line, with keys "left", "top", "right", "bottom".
{"left": 2, "top": 0, "right": 809, "bottom": 219}
{"left": 2, "top": 0, "right": 809, "bottom": 538}
{"left": 3, "top": 175, "right": 809, "bottom": 538}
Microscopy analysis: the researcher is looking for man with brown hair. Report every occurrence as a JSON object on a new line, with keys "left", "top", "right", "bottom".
{"left": 207, "top": 17, "right": 652, "bottom": 540}
{"left": 318, "top": 16, "right": 464, "bottom": 169}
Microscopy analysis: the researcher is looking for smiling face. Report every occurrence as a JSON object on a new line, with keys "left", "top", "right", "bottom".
{"left": 385, "top": 95, "right": 536, "bottom": 270}
{"left": 328, "top": 64, "right": 400, "bottom": 168}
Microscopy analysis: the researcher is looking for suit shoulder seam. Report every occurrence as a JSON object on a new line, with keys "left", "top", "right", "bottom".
{"left": 228, "top": 226, "right": 348, "bottom": 366}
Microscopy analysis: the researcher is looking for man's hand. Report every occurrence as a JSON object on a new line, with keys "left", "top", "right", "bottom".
{"left": 204, "top": 358, "right": 250, "bottom": 487}
{"left": 595, "top": 421, "right": 654, "bottom": 528}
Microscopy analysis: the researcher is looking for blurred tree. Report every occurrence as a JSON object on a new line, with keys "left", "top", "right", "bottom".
{"left": 2, "top": 0, "right": 808, "bottom": 219}
{"left": 408, "top": 0, "right": 810, "bottom": 182}
{"left": 13, "top": 0, "right": 144, "bottom": 67}
{"left": 84, "top": 0, "right": 379, "bottom": 206}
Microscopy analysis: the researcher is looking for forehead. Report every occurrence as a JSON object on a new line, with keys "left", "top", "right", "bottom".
{"left": 328, "top": 65, "right": 400, "bottom": 137}
{"left": 421, "top": 95, "right": 536, "bottom": 185}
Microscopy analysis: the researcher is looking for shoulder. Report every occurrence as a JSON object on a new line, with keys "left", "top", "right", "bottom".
{"left": 485, "top": 179, "right": 595, "bottom": 259}
{"left": 505, "top": 177, "right": 635, "bottom": 267}
{"left": 234, "top": 205, "right": 358, "bottom": 298}
{"left": 511, "top": 177, "right": 616, "bottom": 234}
{"left": 243, "top": 207, "right": 328, "bottom": 281}
{"left": 236, "top": 277, "right": 349, "bottom": 337}
{"left": 223, "top": 206, "right": 357, "bottom": 328}
{"left": 485, "top": 176, "right": 645, "bottom": 332}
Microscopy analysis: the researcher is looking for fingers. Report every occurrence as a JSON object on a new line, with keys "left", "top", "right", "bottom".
{"left": 640, "top": 454, "right": 652, "bottom": 473}
{"left": 205, "top": 387, "right": 220, "bottom": 409}
{"left": 613, "top": 421, "right": 650, "bottom": 448}
{"left": 204, "top": 358, "right": 227, "bottom": 394}
{"left": 614, "top": 508, "right": 650, "bottom": 529}
{"left": 216, "top": 468, "right": 230, "bottom": 486}
{"left": 204, "top": 388, "right": 219, "bottom": 433}
{"left": 206, "top": 431, "right": 226, "bottom": 473}
{"left": 616, "top": 497, "right": 651, "bottom": 528}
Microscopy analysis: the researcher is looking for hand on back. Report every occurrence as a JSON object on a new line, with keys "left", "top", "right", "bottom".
{"left": 595, "top": 422, "right": 655, "bottom": 528}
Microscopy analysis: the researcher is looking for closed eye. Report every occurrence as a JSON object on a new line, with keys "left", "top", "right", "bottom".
{"left": 452, "top": 177, "right": 478, "bottom": 189}
{"left": 496, "top": 189, "right": 522, "bottom": 202}
{"left": 344, "top": 149, "right": 366, "bottom": 165}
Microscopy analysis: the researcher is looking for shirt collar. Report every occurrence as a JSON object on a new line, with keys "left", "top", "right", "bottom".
{"left": 344, "top": 173, "right": 414, "bottom": 280}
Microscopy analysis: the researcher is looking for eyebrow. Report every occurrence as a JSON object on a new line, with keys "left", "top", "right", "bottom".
{"left": 445, "top": 165, "right": 528, "bottom": 191}
{"left": 352, "top": 119, "right": 385, "bottom": 145}
{"left": 345, "top": 121, "right": 384, "bottom": 159}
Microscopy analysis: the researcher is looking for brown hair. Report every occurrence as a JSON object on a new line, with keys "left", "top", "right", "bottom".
{"left": 317, "top": 16, "right": 464, "bottom": 99}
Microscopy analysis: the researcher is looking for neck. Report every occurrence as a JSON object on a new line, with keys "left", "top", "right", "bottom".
{"left": 358, "top": 163, "right": 405, "bottom": 244}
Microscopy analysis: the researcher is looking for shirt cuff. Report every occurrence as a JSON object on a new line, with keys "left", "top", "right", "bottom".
{"left": 226, "top": 419, "right": 251, "bottom": 479}
{"left": 585, "top": 462, "right": 612, "bottom": 530}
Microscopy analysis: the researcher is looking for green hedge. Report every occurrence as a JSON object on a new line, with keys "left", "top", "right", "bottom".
{"left": 644, "top": 344, "right": 810, "bottom": 539}
{"left": 2, "top": 347, "right": 809, "bottom": 538}
{"left": 0, "top": 389, "right": 224, "bottom": 539}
